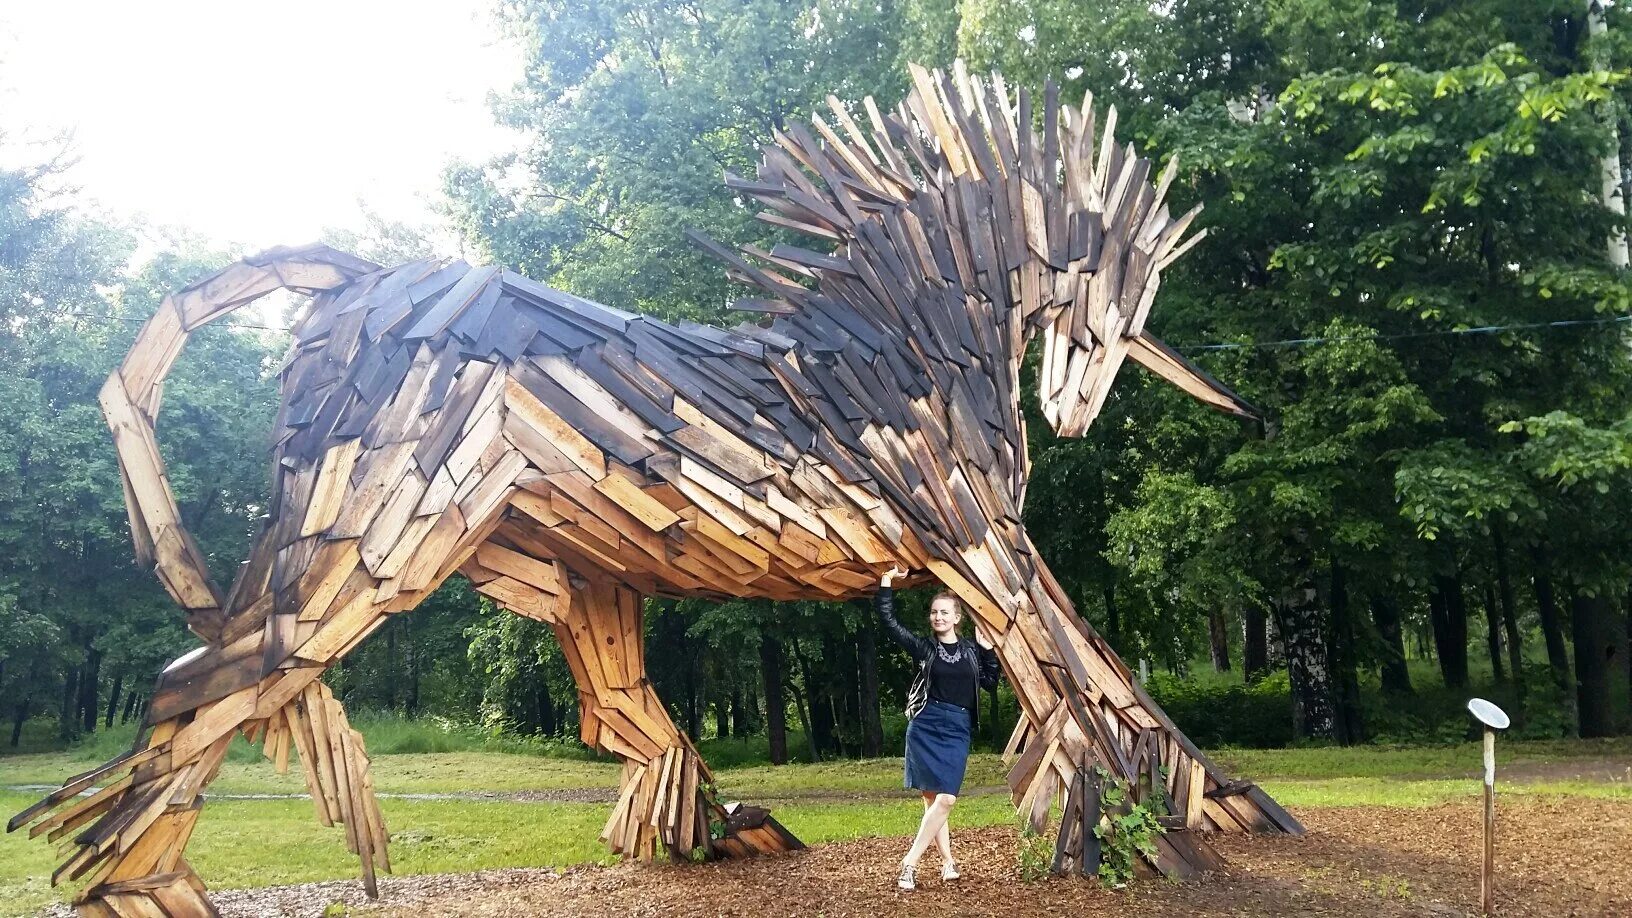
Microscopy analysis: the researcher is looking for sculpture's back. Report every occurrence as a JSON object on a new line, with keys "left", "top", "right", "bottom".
{"left": 11, "top": 66, "right": 1297, "bottom": 917}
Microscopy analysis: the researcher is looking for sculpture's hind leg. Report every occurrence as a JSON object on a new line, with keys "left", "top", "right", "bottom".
{"left": 10, "top": 590, "right": 399, "bottom": 916}
{"left": 465, "top": 552, "right": 802, "bottom": 860}
{"left": 6, "top": 661, "right": 384, "bottom": 916}
{"left": 12, "top": 441, "right": 519, "bottom": 915}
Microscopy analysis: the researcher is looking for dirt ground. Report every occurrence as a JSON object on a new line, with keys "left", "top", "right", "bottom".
{"left": 205, "top": 798, "right": 1630, "bottom": 917}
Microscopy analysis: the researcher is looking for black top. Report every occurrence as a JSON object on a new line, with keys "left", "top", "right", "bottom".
{"left": 875, "top": 587, "right": 1000, "bottom": 722}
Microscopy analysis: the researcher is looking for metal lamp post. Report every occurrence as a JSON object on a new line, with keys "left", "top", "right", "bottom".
{"left": 1466, "top": 698, "right": 1510, "bottom": 916}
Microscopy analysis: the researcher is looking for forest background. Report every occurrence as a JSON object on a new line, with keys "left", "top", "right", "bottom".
{"left": 4, "top": 0, "right": 1632, "bottom": 767}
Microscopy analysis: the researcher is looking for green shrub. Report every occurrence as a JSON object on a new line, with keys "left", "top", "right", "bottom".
{"left": 1015, "top": 820, "right": 1055, "bottom": 882}
{"left": 1144, "top": 670, "right": 1296, "bottom": 748}
{"left": 1094, "top": 772, "right": 1167, "bottom": 886}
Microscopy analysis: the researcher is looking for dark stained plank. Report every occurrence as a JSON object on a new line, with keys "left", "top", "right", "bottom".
{"left": 404, "top": 265, "right": 498, "bottom": 340}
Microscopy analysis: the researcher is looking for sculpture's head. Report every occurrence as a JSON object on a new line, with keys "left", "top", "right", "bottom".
{"left": 703, "top": 62, "right": 1259, "bottom": 445}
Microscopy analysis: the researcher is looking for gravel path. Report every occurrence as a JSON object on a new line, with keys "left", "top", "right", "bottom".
{"left": 4, "top": 784, "right": 1013, "bottom": 805}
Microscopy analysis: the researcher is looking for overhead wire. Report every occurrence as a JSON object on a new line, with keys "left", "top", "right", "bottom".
{"left": 1171, "top": 314, "right": 1632, "bottom": 352}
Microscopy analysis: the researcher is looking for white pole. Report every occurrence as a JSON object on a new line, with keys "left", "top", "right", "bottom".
{"left": 1467, "top": 698, "right": 1508, "bottom": 916}
{"left": 1481, "top": 727, "right": 1496, "bottom": 916}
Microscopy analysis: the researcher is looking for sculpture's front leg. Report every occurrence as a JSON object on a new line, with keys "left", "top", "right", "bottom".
{"left": 924, "top": 531, "right": 1302, "bottom": 879}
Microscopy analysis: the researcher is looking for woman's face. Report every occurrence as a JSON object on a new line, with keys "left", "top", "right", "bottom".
{"left": 928, "top": 598, "right": 961, "bottom": 638}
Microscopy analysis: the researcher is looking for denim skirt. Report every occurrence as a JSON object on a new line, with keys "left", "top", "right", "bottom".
{"left": 903, "top": 700, "right": 973, "bottom": 795}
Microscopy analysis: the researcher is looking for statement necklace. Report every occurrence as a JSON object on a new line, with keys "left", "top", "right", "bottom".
{"left": 935, "top": 640, "right": 964, "bottom": 664}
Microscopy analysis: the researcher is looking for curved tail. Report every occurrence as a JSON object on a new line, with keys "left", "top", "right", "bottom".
{"left": 102, "top": 244, "right": 377, "bottom": 641}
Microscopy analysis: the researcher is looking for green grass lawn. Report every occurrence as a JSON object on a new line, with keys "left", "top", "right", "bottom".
{"left": 1211, "top": 737, "right": 1632, "bottom": 779}
{"left": 3, "top": 738, "right": 1628, "bottom": 917}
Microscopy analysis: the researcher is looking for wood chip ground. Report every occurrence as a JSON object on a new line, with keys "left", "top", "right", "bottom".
{"left": 95, "top": 799, "right": 1625, "bottom": 917}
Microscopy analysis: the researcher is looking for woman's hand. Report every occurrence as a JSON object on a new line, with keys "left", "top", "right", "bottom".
{"left": 973, "top": 621, "right": 995, "bottom": 650}
{"left": 880, "top": 565, "right": 907, "bottom": 588}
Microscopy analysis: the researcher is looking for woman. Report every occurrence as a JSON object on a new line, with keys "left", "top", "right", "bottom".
{"left": 876, "top": 566, "right": 1001, "bottom": 890}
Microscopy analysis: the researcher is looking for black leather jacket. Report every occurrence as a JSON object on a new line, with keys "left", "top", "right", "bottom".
{"left": 875, "top": 587, "right": 1001, "bottom": 733}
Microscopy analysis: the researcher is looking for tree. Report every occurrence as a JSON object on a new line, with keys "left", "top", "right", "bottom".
{"left": 947, "top": 0, "right": 1632, "bottom": 742}
{"left": 447, "top": 0, "right": 909, "bottom": 324}
{"left": 1503, "top": 410, "right": 1632, "bottom": 736}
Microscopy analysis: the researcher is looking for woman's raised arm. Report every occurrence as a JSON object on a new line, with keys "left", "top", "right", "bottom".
{"left": 876, "top": 567, "right": 930, "bottom": 661}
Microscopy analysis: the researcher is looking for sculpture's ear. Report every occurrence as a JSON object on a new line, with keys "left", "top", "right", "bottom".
{"left": 1040, "top": 328, "right": 1261, "bottom": 438}
{"left": 1124, "top": 332, "right": 1261, "bottom": 424}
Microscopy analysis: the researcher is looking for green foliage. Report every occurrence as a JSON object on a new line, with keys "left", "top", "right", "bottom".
{"left": 1094, "top": 771, "right": 1167, "bottom": 887}
{"left": 1394, "top": 440, "right": 1537, "bottom": 540}
{"left": 447, "top": 0, "right": 907, "bottom": 322}
{"left": 1015, "top": 819, "right": 1055, "bottom": 882}
{"left": 1104, "top": 471, "right": 1256, "bottom": 666}
{"left": 1503, "top": 411, "right": 1632, "bottom": 489}
{"left": 0, "top": 143, "right": 282, "bottom": 745}
{"left": 328, "top": 712, "right": 597, "bottom": 759}
{"left": 1146, "top": 670, "right": 1298, "bottom": 748}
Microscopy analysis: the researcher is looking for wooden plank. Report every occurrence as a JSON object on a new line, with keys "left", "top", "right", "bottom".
{"left": 328, "top": 442, "right": 417, "bottom": 539}
{"left": 34, "top": 773, "right": 134, "bottom": 841}
{"left": 293, "top": 591, "right": 380, "bottom": 665}
{"left": 533, "top": 354, "right": 656, "bottom": 444}
{"left": 535, "top": 472, "right": 668, "bottom": 561}
{"left": 371, "top": 514, "right": 439, "bottom": 581}
{"left": 601, "top": 763, "right": 644, "bottom": 843}
{"left": 693, "top": 515, "right": 771, "bottom": 572}
{"left": 475, "top": 575, "right": 560, "bottom": 622}
{"left": 669, "top": 397, "right": 773, "bottom": 484}
{"left": 817, "top": 507, "right": 893, "bottom": 564}
{"left": 398, "top": 502, "right": 468, "bottom": 594}
{"left": 652, "top": 745, "right": 679, "bottom": 828}
{"left": 593, "top": 469, "right": 681, "bottom": 532}
{"left": 1185, "top": 756, "right": 1206, "bottom": 829}
{"left": 148, "top": 877, "right": 213, "bottom": 918}
{"left": 1081, "top": 767, "right": 1102, "bottom": 876}
{"left": 616, "top": 586, "right": 645, "bottom": 687}
{"left": 457, "top": 449, "right": 526, "bottom": 525}
{"left": 677, "top": 750, "right": 698, "bottom": 852}
{"left": 295, "top": 541, "right": 363, "bottom": 622}
{"left": 441, "top": 396, "right": 506, "bottom": 489}
{"left": 475, "top": 543, "right": 562, "bottom": 594}
{"left": 301, "top": 685, "right": 343, "bottom": 823}
{"left": 1125, "top": 331, "right": 1253, "bottom": 419}
{"left": 119, "top": 297, "right": 188, "bottom": 406}
{"left": 504, "top": 377, "right": 606, "bottom": 480}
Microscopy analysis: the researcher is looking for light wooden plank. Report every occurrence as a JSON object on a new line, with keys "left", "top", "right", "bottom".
{"left": 593, "top": 468, "right": 681, "bottom": 532}
{"left": 300, "top": 439, "right": 362, "bottom": 537}
{"left": 504, "top": 377, "right": 606, "bottom": 480}
{"left": 475, "top": 543, "right": 563, "bottom": 594}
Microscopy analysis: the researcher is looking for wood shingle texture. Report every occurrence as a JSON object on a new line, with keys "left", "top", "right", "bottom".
{"left": 11, "top": 64, "right": 1297, "bottom": 917}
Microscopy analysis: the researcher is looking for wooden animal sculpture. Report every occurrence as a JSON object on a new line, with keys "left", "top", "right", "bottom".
{"left": 12, "top": 65, "right": 1300, "bottom": 916}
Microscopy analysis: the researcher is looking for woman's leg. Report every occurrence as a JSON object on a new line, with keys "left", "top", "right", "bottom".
{"left": 936, "top": 812, "right": 954, "bottom": 864}
{"left": 917, "top": 793, "right": 953, "bottom": 864}
{"left": 902, "top": 793, "right": 958, "bottom": 867}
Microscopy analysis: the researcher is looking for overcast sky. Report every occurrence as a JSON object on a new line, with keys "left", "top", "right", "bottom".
{"left": 0, "top": 0, "right": 522, "bottom": 251}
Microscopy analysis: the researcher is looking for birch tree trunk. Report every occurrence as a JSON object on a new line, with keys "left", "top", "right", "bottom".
{"left": 1590, "top": 0, "right": 1630, "bottom": 265}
